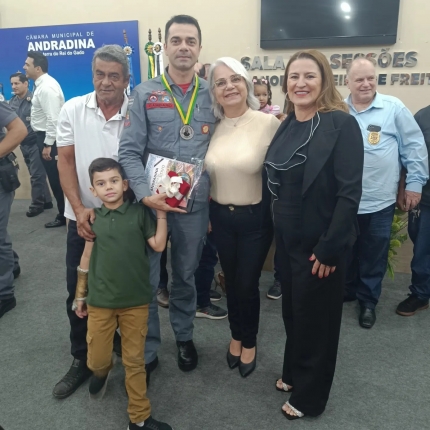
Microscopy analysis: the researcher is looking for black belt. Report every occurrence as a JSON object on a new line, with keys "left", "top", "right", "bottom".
{"left": 211, "top": 200, "right": 262, "bottom": 214}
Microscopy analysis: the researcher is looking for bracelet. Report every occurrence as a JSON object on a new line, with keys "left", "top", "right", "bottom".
{"left": 157, "top": 217, "right": 167, "bottom": 220}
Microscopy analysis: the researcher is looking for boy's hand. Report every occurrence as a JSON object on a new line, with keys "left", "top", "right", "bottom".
{"left": 75, "top": 300, "right": 88, "bottom": 318}
{"left": 143, "top": 193, "right": 187, "bottom": 213}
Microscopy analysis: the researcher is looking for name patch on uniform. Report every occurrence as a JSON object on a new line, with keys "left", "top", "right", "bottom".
{"left": 147, "top": 102, "right": 174, "bottom": 109}
{"left": 201, "top": 125, "right": 210, "bottom": 134}
{"left": 148, "top": 92, "right": 172, "bottom": 106}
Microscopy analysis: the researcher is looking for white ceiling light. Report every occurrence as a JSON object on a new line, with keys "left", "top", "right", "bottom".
{"left": 345, "top": 15, "right": 351, "bottom": 19}
{"left": 341, "top": 2, "right": 351, "bottom": 13}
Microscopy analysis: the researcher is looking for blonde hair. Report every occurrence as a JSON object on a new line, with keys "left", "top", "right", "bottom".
{"left": 282, "top": 49, "right": 348, "bottom": 114}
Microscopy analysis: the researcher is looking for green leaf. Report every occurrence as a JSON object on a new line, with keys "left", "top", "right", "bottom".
{"left": 390, "top": 239, "right": 401, "bottom": 248}
{"left": 391, "top": 223, "right": 401, "bottom": 233}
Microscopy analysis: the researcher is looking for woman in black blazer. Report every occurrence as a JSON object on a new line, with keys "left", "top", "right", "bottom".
{"left": 264, "top": 50, "right": 364, "bottom": 419}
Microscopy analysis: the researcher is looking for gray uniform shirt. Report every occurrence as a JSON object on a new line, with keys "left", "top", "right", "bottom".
{"left": 118, "top": 71, "right": 216, "bottom": 212}
{"left": 9, "top": 91, "right": 37, "bottom": 146}
{"left": 0, "top": 101, "right": 18, "bottom": 144}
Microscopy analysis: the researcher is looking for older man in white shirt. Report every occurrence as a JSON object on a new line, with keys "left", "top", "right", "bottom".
{"left": 52, "top": 45, "right": 133, "bottom": 400}
{"left": 23, "top": 51, "right": 65, "bottom": 228}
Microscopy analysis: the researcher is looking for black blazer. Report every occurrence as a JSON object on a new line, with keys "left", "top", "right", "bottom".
{"left": 263, "top": 110, "right": 364, "bottom": 266}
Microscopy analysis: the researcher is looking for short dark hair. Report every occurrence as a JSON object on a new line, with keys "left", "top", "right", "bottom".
{"left": 88, "top": 158, "right": 124, "bottom": 186}
{"left": 27, "top": 51, "right": 48, "bottom": 73}
{"left": 165, "top": 15, "right": 202, "bottom": 45}
{"left": 10, "top": 72, "right": 28, "bottom": 83}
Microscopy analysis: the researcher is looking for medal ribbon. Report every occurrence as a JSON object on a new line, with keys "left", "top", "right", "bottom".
{"left": 161, "top": 74, "right": 199, "bottom": 126}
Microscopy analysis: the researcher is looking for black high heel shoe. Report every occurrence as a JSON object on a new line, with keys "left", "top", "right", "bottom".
{"left": 239, "top": 346, "right": 257, "bottom": 378}
{"left": 227, "top": 349, "right": 240, "bottom": 369}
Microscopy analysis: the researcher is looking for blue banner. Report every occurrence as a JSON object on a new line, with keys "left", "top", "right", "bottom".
{"left": 0, "top": 21, "right": 141, "bottom": 101}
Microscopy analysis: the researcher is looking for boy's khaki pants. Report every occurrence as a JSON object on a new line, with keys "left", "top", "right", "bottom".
{"left": 87, "top": 304, "right": 151, "bottom": 423}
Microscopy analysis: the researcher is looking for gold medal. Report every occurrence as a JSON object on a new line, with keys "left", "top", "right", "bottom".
{"left": 368, "top": 131, "right": 380, "bottom": 145}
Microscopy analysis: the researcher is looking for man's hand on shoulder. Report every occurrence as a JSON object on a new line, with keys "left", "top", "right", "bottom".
{"left": 75, "top": 206, "right": 96, "bottom": 241}
{"left": 142, "top": 193, "right": 187, "bottom": 213}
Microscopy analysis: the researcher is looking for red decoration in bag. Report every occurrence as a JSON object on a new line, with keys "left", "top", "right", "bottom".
{"left": 156, "top": 171, "right": 191, "bottom": 208}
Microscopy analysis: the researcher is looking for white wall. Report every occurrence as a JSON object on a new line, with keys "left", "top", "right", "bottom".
{"left": 1, "top": 0, "right": 428, "bottom": 198}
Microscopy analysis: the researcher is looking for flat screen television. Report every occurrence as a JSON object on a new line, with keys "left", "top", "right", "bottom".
{"left": 261, "top": 0, "right": 401, "bottom": 49}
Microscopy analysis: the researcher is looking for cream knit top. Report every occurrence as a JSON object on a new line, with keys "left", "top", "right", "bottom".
{"left": 205, "top": 108, "right": 280, "bottom": 205}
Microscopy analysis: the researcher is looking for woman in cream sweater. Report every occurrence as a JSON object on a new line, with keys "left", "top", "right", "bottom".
{"left": 205, "top": 57, "right": 280, "bottom": 378}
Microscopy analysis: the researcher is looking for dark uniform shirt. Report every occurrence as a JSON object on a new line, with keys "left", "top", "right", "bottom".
{"left": 9, "top": 91, "right": 37, "bottom": 146}
{"left": 0, "top": 101, "right": 18, "bottom": 143}
{"left": 87, "top": 200, "right": 156, "bottom": 309}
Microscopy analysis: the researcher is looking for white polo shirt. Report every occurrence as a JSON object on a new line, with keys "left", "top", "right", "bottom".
{"left": 56, "top": 91, "right": 128, "bottom": 221}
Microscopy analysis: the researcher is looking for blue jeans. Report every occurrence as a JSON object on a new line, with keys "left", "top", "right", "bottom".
{"left": 345, "top": 203, "right": 395, "bottom": 309}
{"left": 408, "top": 204, "right": 430, "bottom": 301}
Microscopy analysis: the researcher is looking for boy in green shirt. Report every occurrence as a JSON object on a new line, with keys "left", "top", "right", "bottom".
{"left": 73, "top": 158, "right": 172, "bottom": 430}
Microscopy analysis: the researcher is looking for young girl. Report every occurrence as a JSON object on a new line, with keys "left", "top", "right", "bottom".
{"left": 253, "top": 78, "right": 282, "bottom": 116}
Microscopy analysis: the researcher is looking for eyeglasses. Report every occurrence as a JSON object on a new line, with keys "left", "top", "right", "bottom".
{"left": 213, "top": 74, "right": 243, "bottom": 89}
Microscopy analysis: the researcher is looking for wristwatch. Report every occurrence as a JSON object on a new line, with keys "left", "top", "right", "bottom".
{"left": 44, "top": 144, "right": 50, "bottom": 148}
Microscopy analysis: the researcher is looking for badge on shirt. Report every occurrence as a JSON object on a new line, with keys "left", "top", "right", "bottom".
{"left": 201, "top": 125, "right": 210, "bottom": 134}
{"left": 147, "top": 93, "right": 174, "bottom": 109}
{"left": 367, "top": 124, "right": 381, "bottom": 145}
